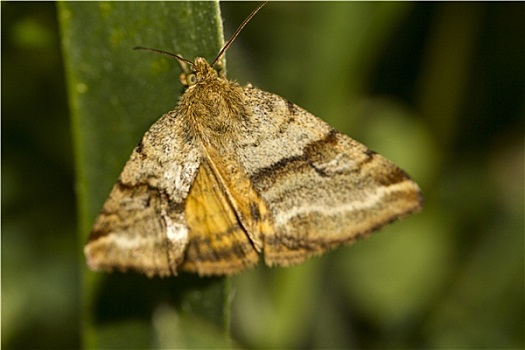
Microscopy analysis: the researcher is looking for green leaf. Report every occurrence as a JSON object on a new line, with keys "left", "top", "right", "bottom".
{"left": 58, "top": 2, "right": 231, "bottom": 348}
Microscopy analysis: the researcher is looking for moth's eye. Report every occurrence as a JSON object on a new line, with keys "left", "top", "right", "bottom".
{"left": 180, "top": 73, "right": 197, "bottom": 87}
{"left": 187, "top": 73, "right": 197, "bottom": 86}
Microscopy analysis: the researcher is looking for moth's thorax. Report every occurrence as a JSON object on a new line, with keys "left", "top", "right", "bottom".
{"left": 177, "top": 58, "right": 248, "bottom": 143}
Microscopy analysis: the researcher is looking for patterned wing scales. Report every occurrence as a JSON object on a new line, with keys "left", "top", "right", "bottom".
{"left": 237, "top": 87, "right": 423, "bottom": 266}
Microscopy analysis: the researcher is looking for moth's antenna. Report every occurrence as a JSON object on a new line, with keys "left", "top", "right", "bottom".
{"left": 133, "top": 46, "right": 193, "bottom": 66}
{"left": 134, "top": 2, "right": 267, "bottom": 68}
{"left": 211, "top": 1, "right": 267, "bottom": 67}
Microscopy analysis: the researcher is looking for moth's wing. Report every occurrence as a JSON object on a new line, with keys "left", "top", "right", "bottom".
{"left": 181, "top": 159, "right": 260, "bottom": 276}
{"left": 85, "top": 111, "right": 201, "bottom": 277}
{"left": 237, "top": 86, "right": 423, "bottom": 266}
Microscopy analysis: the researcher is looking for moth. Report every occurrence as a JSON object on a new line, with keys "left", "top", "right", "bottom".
{"left": 85, "top": 3, "right": 423, "bottom": 277}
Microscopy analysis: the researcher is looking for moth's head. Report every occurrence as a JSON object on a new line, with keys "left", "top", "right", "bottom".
{"left": 180, "top": 57, "right": 218, "bottom": 87}
{"left": 133, "top": 2, "right": 266, "bottom": 86}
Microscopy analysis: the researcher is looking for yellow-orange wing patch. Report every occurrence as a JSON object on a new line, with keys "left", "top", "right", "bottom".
{"left": 182, "top": 160, "right": 260, "bottom": 276}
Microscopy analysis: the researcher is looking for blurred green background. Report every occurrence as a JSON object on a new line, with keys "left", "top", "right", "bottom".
{"left": 2, "top": 1, "right": 523, "bottom": 349}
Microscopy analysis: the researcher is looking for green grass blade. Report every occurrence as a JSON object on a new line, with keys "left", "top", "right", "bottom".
{"left": 58, "top": 2, "right": 232, "bottom": 348}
